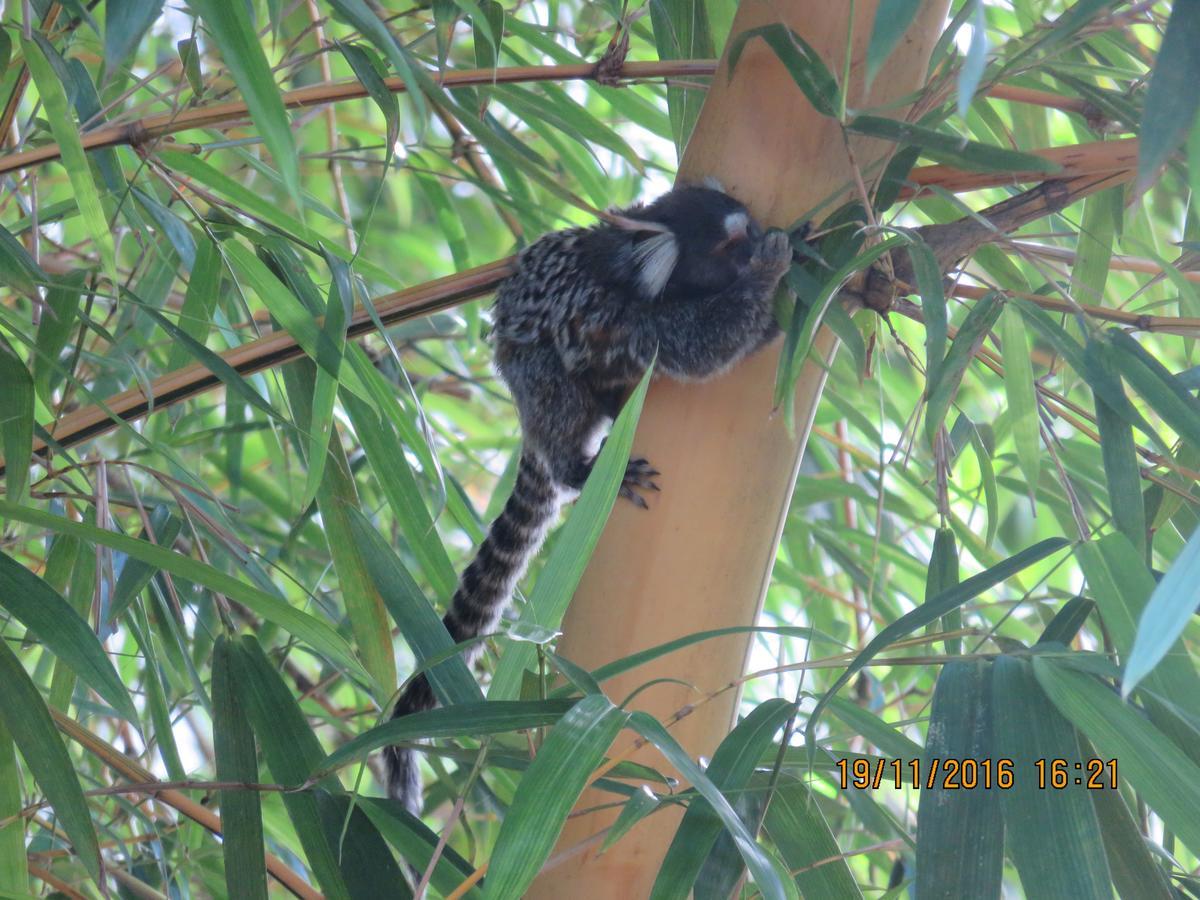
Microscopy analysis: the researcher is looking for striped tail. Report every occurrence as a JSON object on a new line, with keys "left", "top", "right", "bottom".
{"left": 384, "top": 452, "right": 561, "bottom": 815}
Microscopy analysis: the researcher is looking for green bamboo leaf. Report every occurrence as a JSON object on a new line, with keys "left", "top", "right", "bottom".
{"left": 212, "top": 637, "right": 268, "bottom": 900}
{"left": 281, "top": 359, "right": 394, "bottom": 695}
{"left": 343, "top": 506, "right": 481, "bottom": 705}
{"left": 763, "top": 772, "right": 862, "bottom": 899}
{"left": 1090, "top": 778, "right": 1175, "bottom": 900}
{"left": 325, "top": 0, "right": 427, "bottom": 124}
{"left": 847, "top": 115, "right": 1061, "bottom": 173}
{"left": 232, "top": 636, "right": 404, "bottom": 897}
{"left": 342, "top": 393, "right": 456, "bottom": 598}
{"left": 1137, "top": 0, "right": 1200, "bottom": 192}
{"left": 915, "top": 661, "right": 1002, "bottom": 898}
{"left": 1071, "top": 189, "right": 1118, "bottom": 302}
{"left": 1033, "top": 657, "right": 1200, "bottom": 855}
{"left": 649, "top": 0, "right": 716, "bottom": 155}
{"left": 629, "top": 712, "right": 795, "bottom": 900}
{"left": 1093, "top": 387, "right": 1147, "bottom": 562}
{"left": 925, "top": 292, "right": 1003, "bottom": 447}
{"left": 357, "top": 797, "right": 481, "bottom": 895}
{"left": 1036, "top": 596, "right": 1095, "bottom": 647}
{"left": 993, "top": 657, "right": 1111, "bottom": 899}
{"left": 0, "top": 501, "right": 370, "bottom": 685}
{"left": 490, "top": 364, "right": 653, "bottom": 699}
{"left": 1106, "top": 329, "right": 1200, "bottom": 451}
{"left": 957, "top": 0, "right": 989, "bottom": 119}
{"left": 168, "top": 236, "right": 221, "bottom": 371}
{"left": 0, "top": 223, "right": 46, "bottom": 299}
{"left": 805, "top": 537, "right": 1070, "bottom": 742}
{"left": 317, "top": 700, "right": 576, "bottom": 775}
{"left": 866, "top": 0, "right": 922, "bottom": 87}
{"left": 0, "top": 335, "right": 33, "bottom": 503}
{"left": 486, "top": 695, "right": 629, "bottom": 899}
{"left": 0, "top": 550, "right": 138, "bottom": 723}
{"left": 33, "top": 269, "right": 84, "bottom": 404}
{"left": 777, "top": 237, "right": 906, "bottom": 414}
{"left": 1077, "top": 535, "right": 1200, "bottom": 755}
{"left": 187, "top": 0, "right": 302, "bottom": 213}
{"left": 104, "top": 0, "right": 164, "bottom": 74}
{"left": 301, "top": 255, "right": 352, "bottom": 508}
{"left": 1124, "top": 524, "right": 1200, "bottom": 697}
{"left": 21, "top": 35, "right": 116, "bottom": 287}
{"left": 926, "top": 527, "right": 962, "bottom": 655}
{"left": 176, "top": 37, "right": 203, "bottom": 95}
{"left": 727, "top": 25, "right": 838, "bottom": 118}
{"left": 0, "top": 719, "right": 25, "bottom": 892}
{"left": 108, "top": 509, "right": 184, "bottom": 626}
{"left": 652, "top": 699, "right": 795, "bottom": 900}
{"left": 0, "top": 638, "right": 101, "bottom": 882}
{"left": 1000, "top": 304, "right": 1041, "bottom": 506}
{"left": 907, "top": 238, "right": 946, "bottom": 387}
{"left": 140, "top": 303, "right": 281, "bottom": 421}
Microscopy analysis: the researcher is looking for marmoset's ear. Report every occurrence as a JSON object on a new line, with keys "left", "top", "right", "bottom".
{"left": 631, "top": 231, "right": 680, "bottom": 298}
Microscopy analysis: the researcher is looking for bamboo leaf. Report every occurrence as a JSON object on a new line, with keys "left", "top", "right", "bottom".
{"left": 0, "top": 335, "right": 33, "bottom": 504}
{"left": 805, "top": 537, "right": 1070, "bottom": 741}
{"left": 847, "top": 115, "right": 1061, "bottom": 173}
{"left": 317, "top": 700, "right": 577, "bottom": 775}
{"left": 727, "top": 25, "right": 839, "bottom": 119}
{"left": 629, "top": 712, "right": 795, "bottom": 900}
{"left": 866, "top": 0, "right": 922, "bottom": 87}
{"left": 0, "top": 550, "right": 137, "bottom": 722}
{"left": 652, "top": 699, "right": 795, "bottom": 900}
{"left": 999, "top": 303, "right": 1041, "bottom": 507}
{"left": 1124, "top": 524, "right": 1200, "bottom": 697}
{"left": 1137, "top": 0, "right": 1200, "bottom": 191}
{"left": 0, "top": 501, "right": 370, "bottom": 685}
{"left": 925, "top": 292, "right": 1003, "bottom": 447}
{"left": 1034, "top": 657, "right": 1200, "bottom": 855}
{"left": 21, "top": 35, "right": 117, "bottom": 286}
{"left": 0, "top": 719, "right": 26, "bottom": 892}
{"left": 486, "top": 695, "right": 630, "bottom": 899}
{"left": 212, "top": 637, "right": 268, "bottom": 900}
{"left": 915, "top": 661, "right": 1002, "bottom": 899}
{"left": 187, "top": 0, "right": 302, "bottom": 213}
{"left": 0, "top": 638, "right": 101, "bottom": 882}
{"left": 993, "top": 656, "right": 1111, "bottom": 899}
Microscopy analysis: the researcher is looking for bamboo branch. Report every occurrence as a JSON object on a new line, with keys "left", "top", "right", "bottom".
{"left": 903, "top": 138, "right": 1138, "bottom": 196}
{"left": 0, "top": 60, "right": 718, "bottom": 177}
{"left": 3, "top": 160, "right": 1149, "bottom": 476}
{"left": 0, "top": 54, "right": 1125, "bottom": 180}
{"left": 50, "top": 708, "right": 322, "bottom": 900}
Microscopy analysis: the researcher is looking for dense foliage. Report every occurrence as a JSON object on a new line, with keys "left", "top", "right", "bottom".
{"left": 1, "top": 0, "right": 1198, "bottom": 897}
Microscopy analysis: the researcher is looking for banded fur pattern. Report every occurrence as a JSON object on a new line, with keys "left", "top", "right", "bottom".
{"left": 385, "top": 452, "right": 561, "bottom": 815}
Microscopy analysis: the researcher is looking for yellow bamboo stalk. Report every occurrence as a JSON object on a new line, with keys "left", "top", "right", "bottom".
{"left": 528, "top": 2, "right": 951, "bottom": 896}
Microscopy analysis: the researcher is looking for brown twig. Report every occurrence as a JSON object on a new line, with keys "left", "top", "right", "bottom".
{"left": 0, "top": 60, "right": 719, "bottom": 177}
{"left": 50, "top": 708, "right": 323, "bottom": 900}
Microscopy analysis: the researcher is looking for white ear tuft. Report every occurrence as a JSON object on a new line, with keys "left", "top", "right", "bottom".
{"left": 700, "top": 175, "right": 726, "bottom": 193}
{"left": 633, "top": 232, "right": 679, "bottom": 297}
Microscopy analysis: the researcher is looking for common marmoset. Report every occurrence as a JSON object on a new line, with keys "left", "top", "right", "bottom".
{"left": 384, "top": 184, "right": 794, "bottom": 814}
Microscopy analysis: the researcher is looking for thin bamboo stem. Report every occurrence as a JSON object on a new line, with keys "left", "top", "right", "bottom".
{"left": 0, "top": 60, "right": 718, "bottom": 176}
{"left": 50, "top": 709, "right": 322, "bottom": 900}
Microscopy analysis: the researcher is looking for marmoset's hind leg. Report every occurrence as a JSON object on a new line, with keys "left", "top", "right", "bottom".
{"left": 499, "top": 344, "right": 659, "bottom": 504}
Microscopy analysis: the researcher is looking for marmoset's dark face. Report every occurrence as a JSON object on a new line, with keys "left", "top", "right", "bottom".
{"left": 622, "top": 186, "right": 769, "bottom": 301}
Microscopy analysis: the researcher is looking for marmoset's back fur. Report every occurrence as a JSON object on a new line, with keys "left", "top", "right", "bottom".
{"left": 384, "top": 185, "right": 794, "bottom": 815}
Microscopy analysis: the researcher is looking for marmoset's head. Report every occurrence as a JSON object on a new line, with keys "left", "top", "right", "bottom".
{"left": 611, "top": 185, "right": 769, "bottom": 301}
